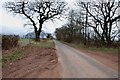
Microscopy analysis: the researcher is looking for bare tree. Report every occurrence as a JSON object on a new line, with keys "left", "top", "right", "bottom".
{"left": 55, "top": 9, "right": 85, "bottom": 43}
{"left": 81, "top": 0, "right": 120, "bottom": 46}
{"left": 4, "top": 0, "right": 67, "bottom": 41}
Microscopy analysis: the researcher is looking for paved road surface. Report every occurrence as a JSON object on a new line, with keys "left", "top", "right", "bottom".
{"left": 54, "top": 40, "right": 118, "bottom": 78}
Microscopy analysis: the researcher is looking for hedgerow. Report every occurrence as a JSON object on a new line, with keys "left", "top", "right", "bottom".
{"left": 2, "top": 35, "right": 19, "bottom": 50}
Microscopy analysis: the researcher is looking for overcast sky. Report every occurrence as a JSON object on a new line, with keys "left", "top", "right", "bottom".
{"left": 0, "top": 0, "right": 76, "bottom": 36}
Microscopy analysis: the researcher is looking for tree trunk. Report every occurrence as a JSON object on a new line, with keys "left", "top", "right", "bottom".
{"left": 35, "top": 22, "right": 43, "bottom": 41}
{"left": 35, "top": 31, "right": 40, "bottom": 41}
{"left": 84, "top": 3, "right": 88, "bottom": 45}
{"left": 106, "top": 21, "right": 112, "bottom": 47}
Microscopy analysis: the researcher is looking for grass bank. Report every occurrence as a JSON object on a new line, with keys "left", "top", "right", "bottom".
{"left": 3, "top": 39, "right": 55, "bottom": 67}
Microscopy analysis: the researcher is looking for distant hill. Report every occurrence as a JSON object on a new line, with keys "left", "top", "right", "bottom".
{"left": 24, "top": 31, "right": 47, "bottom": 39}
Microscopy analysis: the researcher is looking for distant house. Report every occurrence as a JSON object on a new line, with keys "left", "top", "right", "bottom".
{"left": 25, "top": 31, "right": 47, "bottom": 39}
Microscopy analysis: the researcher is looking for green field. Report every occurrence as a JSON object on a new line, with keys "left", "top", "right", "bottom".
{"left": 19, "top": 38, "right": 30, "bottom": 46}
{"left": 31, "top": 40, "right": 54, "bottom": 48}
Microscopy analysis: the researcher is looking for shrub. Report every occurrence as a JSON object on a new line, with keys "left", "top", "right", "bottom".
{"left": 2, "top": 35, "right": 19, "bottom": 50}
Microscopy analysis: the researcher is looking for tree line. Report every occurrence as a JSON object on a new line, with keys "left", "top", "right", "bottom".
{"left": 55, "top": 0, "right": 120, "bottom": 47}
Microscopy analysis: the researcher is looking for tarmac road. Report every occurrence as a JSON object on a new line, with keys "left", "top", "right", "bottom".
{"left": 54, "top": 40, "right": 118, "bottom": 78}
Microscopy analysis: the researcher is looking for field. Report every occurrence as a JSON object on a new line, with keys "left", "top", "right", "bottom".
{"left": 31, "top": 40, "right": 54, "bottom": 48}
{"left": 19, "top": 39, "right": 54, "bottom": 48}
{"left": 19, "top": 38, "right": 30, "bottom": 46}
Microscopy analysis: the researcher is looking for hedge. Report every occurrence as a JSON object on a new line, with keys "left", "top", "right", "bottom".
{"left": 2, "top": 35, "right": 19, "bottom": 50}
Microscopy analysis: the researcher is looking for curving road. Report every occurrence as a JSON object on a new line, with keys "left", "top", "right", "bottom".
{"left": 54, "top": 40, "right": 118, "bottom": 78}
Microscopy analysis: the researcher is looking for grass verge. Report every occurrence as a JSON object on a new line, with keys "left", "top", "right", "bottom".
{"left": 88, "top": 47, "right": 118, "bottom": 54}
{"left": 61, "top": 41, "right": 118, "bottom": 54}
{"left": 2, "top": 49, "right": 25, "bottom": 67}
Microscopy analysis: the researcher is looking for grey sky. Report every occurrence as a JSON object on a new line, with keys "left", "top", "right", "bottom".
{"left": 0, "top": 0, "right": 76, "bottom": 36}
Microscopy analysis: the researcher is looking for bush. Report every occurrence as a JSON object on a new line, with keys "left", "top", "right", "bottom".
{"left": 2, "top": 35, "right": 19, "bottom": 50}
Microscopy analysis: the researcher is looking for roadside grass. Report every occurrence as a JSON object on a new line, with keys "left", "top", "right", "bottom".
{"left": 61, "top": 41, "right": 118, "bottom": 54}
{"left": 88, "top": 47, "right": 118, "bottom": 54}
{"left": 32, "top": 39, "right": 54, "bottom": 48}
{"left": 19, "top": 38, "right": 30, "bottom": 46}
{"left": 2, "top": 49, "right": 25, "bottom": 67}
